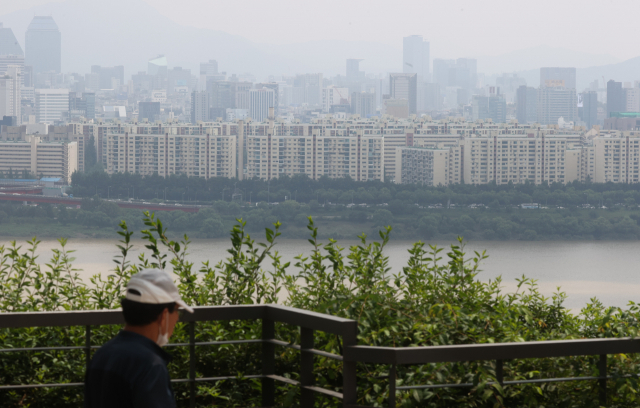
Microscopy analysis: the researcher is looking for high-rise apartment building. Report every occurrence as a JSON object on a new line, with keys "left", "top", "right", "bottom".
{"left": 25, "top": 16, "right": 61, "bottom": 74}
{"left": 540, "top": 67, "right": 576, "bottom": 89}
{"left": 0, "top": 23, "right": 23, "bottom": 57}
{"left": 0, "top": 135, "right": 76, "bottom": 182}
{"left": 537, "top": 87, "right": 578, "bottom": 125}
{"left": 389, "top": 73, "right": 417, "bottom": 114}
{"left": 351, "top": 92, "right": 376, "bottom": 117}
{"left": 0, "top": 66, "right": 20, "bottom": 123}
{"left": 580, "top": 91, "right": 598, "bottom": 129}
{"left": 249, "top": 88, "right": 276, "bottom": 122}
{"left": 403, "top": 35, "right": 430, "bottom": 82}
{"left": 516, "top": 86, "right": 538, "bottom": 123}
{"left": 35, "top": 89, "right": 69, "bottom": 124}
{"left": 191, "top": 91, "right": 209, "bottom": 124}
{"left": 607, "top": 80, "right": 626, "bottom": 117}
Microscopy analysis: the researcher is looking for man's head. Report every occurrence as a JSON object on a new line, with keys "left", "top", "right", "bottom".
{"left": 121, "top": 268, "right": 193, "bottom": 346}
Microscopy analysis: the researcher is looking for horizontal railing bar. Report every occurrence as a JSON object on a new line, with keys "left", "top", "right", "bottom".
{"left": 0, "top": 382, "right": 85, "bottom": 390}
{"left": 303, "top": 385, "right": 343, "bottom": 399}
{"left": 266, "top": 338, "right": 300, "bottom": 350}
{"left": 171, "top": 375, "right": 264, "bottom": 383}
{"left": 168, "top": 339, "right": 263, "bottom": 347}
{"left": 266, "top": 374, "right": 299, "bottom": 386}
{"left": 345, "top": 337, "right": 640, "bottom": 364}
{"left": 304, "top": 348, "right": 344, "bottom": 361}
{"left": 265, "top": 304, "right": 356, "bottom": 335}
{"left": 0, "top": 346, "right": 90, "bottom": 353}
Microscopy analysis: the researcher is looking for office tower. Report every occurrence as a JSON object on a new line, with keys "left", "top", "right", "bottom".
{"left": 68, "top": 92, "right": 95, "bottom": 120}
{"left": 537, "top": 87, "right": 578, "bottom": 125}
{"left": 626, "top": 88, "right": 640, "bottom": 112}
{"left": 249, "top": 88, "right": 276, "bottom": 122}
{"left": 346, "top": 59, "right": 365, "bottom": 81}
{"left": 200, "top": 60, "right": 218, "bottom": 77}
{"left": 256, "top": 83, "right": 279, "bottom": 116}
{"left": 351, "top": 92, "right": 376, "bottom": 117}
{"left": 0, "top": 66, "right": 20, "bottom": 123}
{"left": 424, "top": 83, "right": 441, "bottom": 111}
{"left": 607, "top": 80, "right": 626, "bottom": 117}
{"left": 403, "top": 35, "right": 430, "bottom": 82}
{"left": 580, "top": 91, "right": 598, "bottom": 129}
{"left": 496, "top": 74, "right": 526, "bottom": 103}
{"left": 489, "top": 95, "right": 507, "bottom": 123}
{"left": 139, "top": 102, "right": 161, "bottom": 121}
{"left": 472, "top": 95, "right": 489, "bottom": 120}
{"left": 90, "top": 65, "right": 125, "bottom": 90}
{"left": 540, "top": 67, "right": 576, "bottom": 89}
{"left": 25, "top": 16, "right": 61, "bottom": 74}
{"left": 322, "top": 86, "right": 349, "bottom": 112}
{"left": 0, "top": 23, "right": 23, "bottom": 56}
{"left": 168, "top": 67, "right": 193, "bottom": 94}
{"left": 432, "top": 58, "right": 477, "bottom": 90}
{"left": 191, "top": 91, "right": 209, "bottom": 124}
{"left": 516, "top": 86, "right": 538, "bottom": 123}
{"left": 389, "top": 73, "right": 417, "bottom": 114}
{"left": 35, "top": 89, "right": 69, "bottom": 124}
{"left": 148, "top": 55, "right": 167, "bottom": 76}
{"left": 294, "top": 74, "right": 323, "bottom": 106}
{"left": 22, "top": 65, "right": 33, "bottom": 87}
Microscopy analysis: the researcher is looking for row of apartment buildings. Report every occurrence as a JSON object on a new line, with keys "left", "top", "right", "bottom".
{"left": 2, "top": 115, "right": 640, "bottom": 186}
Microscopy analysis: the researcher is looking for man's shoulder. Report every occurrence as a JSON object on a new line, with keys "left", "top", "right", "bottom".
{"left": 91, "top": 331, "right": 167, "bottom": 368}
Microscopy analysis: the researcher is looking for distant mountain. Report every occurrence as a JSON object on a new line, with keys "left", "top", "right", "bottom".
{"left": 577, "top": 57, "right": 640, "bottom": 89}
{"left": 476, "top": 46, "right": 620, "bottom": 75}
{"left": 0, "top": 0, "right": 400, "bottom": 78}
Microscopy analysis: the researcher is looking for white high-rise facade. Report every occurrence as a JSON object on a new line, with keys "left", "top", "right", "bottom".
{"left": 249, "top": 88, "right": 275, "bottom": 122}
{"left": 0, "top": 65, "right": 20, "bottom": 122}
{"left": 35, "top": 88, "right": 69, "bottom": 124}
{"left": 403, "top": 35, "right": 430, "bottom": 82}
{"left": 322, "top": 86, "right": 349, "bottom": 112}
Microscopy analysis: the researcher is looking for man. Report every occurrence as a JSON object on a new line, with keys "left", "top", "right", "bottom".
{"left": 85, "top": 268, "right": 194, "bottom": 408}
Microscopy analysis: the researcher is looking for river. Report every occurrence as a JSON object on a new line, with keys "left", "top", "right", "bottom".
{"left": 3, "top": 238, "right": 639, "bottom": 311}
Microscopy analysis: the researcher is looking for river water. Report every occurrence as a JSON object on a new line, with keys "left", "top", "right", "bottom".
{"left": 3, "top": 238, "right": 639, "bottom": 311}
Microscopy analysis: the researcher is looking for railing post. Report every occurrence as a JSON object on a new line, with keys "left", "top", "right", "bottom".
{"left": 301, "top": 327, "right": 315, "bottom": 407}
{"left": 262, "top": 318, "right": 275, "bottom": 407}
{"left": 84, "top": 325, "right": 91, "bottom": 370}
{"left": 342, "top": 321, "right": 358, "bottom": 408}
{"left": 496, "top": 360, "right": 504, "bottom": 386}
{"left": 598, "top": 354, "right": 607, "bottom": 406}
{"left": 388, "top": 364, "right": 396, "bottom": 408}
{"left": 189, "top": 321, "right": 196, "bottom": 408}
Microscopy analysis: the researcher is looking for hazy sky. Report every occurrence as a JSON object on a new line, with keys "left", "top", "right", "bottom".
{"left": 1, "top": 0, "right": 638, "bottom": 61}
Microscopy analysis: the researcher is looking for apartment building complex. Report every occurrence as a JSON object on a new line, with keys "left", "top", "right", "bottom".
{"left": 0, "top": 135, "right": 77, "bottom": 182}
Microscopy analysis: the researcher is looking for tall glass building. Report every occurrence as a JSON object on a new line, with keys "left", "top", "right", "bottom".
{"left": 25, "top": 16, "right": 61, "bottom": 74}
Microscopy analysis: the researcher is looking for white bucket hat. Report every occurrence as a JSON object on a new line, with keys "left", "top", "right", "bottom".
{"left": 125, "top": 268, "right": 194, "bottom": 313}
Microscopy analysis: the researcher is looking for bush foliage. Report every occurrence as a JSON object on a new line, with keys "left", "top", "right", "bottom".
{"left": 1, "top": 214, "right": 640, "bottom": 407}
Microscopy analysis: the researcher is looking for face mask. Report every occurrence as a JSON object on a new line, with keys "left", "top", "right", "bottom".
{"left": 156, "top": 312, "right": 170, "bottom": 347}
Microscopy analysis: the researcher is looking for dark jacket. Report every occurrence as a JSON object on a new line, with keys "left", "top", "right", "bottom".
{"left": 84, "top": 330, "right": 176, "bottom": 408}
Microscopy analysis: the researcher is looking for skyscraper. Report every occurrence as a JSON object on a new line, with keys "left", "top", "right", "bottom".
{"left": 403, "top": 35, "right": 430, "bottom": 82}
{"left": 351, "top": 92, "right": 376, "bottom": 117}
{"left": 138, "top": 102, "right": 161, "bottom": 122}
{"left": 0, "top": 23, "right": 23, "bottom": 56}
{"left": 25, "top": 16, "right": 61, "bottom": 74}
{"left": 389, "top": 73, "right": 417, "bottom": 114}
{"left": 516, "top": 86, "right": 538, "bottom": 123}
{"left": 540, "top": 67, "right": 576, "bottom": 89}
{"left": 200, "top": 60, "right": 218, "bottom": 77}
{"left": 191, "top": 91, "right": 209, "bottom": 124}
{"left": 580, "top": 91, "right": 598, "bottom": 129}
{"left": 90, "top": 65, "right": 125, "bottom": 90}
{"left": 255, "top": 82, "right": 279, "bottom": 117}
{"left": 606, "top": 80, "right": 626, "bottom": 117}
{"left": 537, "top": 87, "right": 578, "bottom": 125}
{"left": 346, "top": 59, "right": 364, "bottom": 81}
{"left": 0, "top": 66, "right": 21, "bottom": 123}
{"left": 249, "top": 88, "right": 276, "bottom": 122}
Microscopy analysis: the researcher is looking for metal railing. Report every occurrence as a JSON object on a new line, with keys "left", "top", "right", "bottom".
{"left": 1, "top": 304, "right": 639, "bottom": 407}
